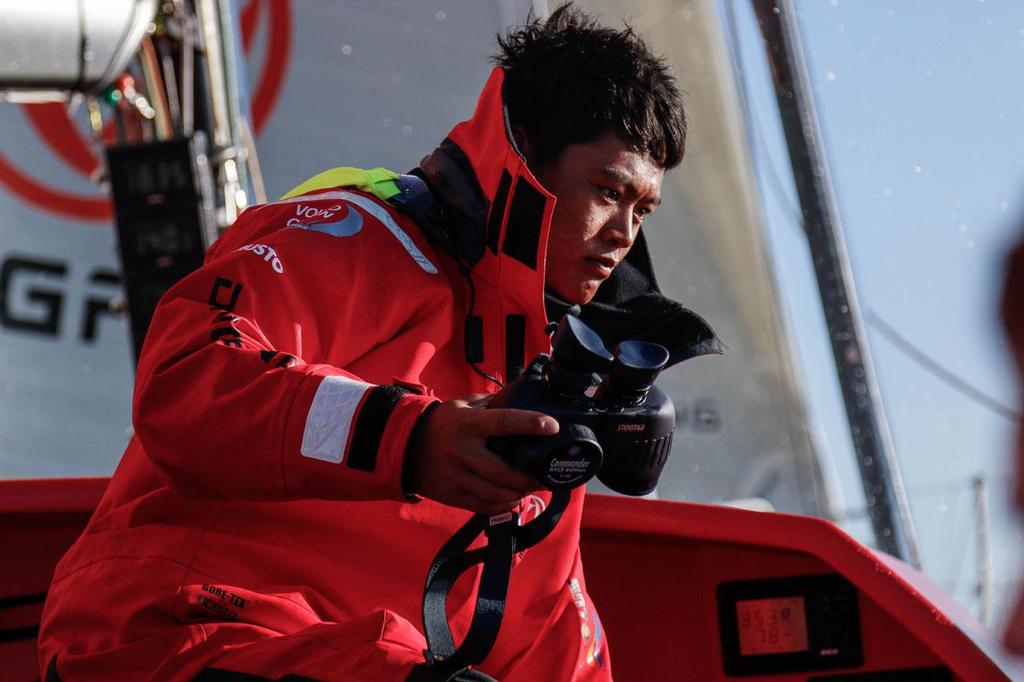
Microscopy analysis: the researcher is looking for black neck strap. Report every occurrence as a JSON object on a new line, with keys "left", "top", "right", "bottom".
{"left": 410, "top": 490, "right": 571, "bottom": 679}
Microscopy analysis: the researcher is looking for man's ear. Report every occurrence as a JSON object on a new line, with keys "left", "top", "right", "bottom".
{"left": 511, "top": 124, "right": 539, "bottom": 166}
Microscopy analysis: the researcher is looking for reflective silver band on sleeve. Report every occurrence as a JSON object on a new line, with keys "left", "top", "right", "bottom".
{"left": 300, "top": 375, "right": 372, "bottom": 463}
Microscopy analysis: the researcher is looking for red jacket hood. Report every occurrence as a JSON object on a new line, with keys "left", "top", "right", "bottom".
{"left": 415, "top": 67, "right": 722, "bottom": 369}
{"left": 413, "top": 67, "right": 556, "bottom": 330}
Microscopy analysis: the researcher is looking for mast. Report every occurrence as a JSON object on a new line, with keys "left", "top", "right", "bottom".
{"left": 973, "top": 475, "right": 992, "bottom": 625}
{"left": 751, "top": 0, "right": 921, "bottom": 566}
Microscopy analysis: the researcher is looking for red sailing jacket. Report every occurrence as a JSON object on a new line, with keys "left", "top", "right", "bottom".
{"left": 39, "top": 69, "right": 611, "bottom": 680}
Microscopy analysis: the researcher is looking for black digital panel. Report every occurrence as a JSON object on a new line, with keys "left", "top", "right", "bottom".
{"left": 106, "top": 135, "right": 214, "bottom": 360}
{"left": 109, "top": 152, "right": 193, "bottom": 198}
{"left": 117, "top": 210, "right": 205, "bottom": 269}
{"left": 717, "top": 574, "right": 862, "bottom": 676}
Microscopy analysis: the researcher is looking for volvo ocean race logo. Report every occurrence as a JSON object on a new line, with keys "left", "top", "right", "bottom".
{"left": 287, "top": 203, "right": 364, "bottom": 237}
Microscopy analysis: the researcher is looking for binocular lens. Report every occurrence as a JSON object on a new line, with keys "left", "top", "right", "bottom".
{"left": 550, "top": 316, "right": 614, "bottom": 371}
{"left": 617, "top": 340, "right": 670, "bottom": 371}
{"left": 546, "top": 317, "right": 615, "bottom": 396}
{"left": 609, "top": 340, "right": 670, "bottom": 396}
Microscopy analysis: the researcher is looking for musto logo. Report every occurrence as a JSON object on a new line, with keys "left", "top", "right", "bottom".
{"left": 239, "top": 243, "right": 284, "bottom": 273}
{"left": 0, "top": 0, "right": 291, "bottom": 222}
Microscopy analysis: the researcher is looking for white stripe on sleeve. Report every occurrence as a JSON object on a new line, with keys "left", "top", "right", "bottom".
{"left": 300, "top": 375, "right": 372, "bottom": 463}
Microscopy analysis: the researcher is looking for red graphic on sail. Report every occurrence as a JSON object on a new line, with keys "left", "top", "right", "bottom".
{"left": 0, "top": 0, "right": 291, "bottom": 222}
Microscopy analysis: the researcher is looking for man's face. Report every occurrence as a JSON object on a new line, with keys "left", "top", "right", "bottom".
{"left": 530, "top": 132, "right": 665, "bottom": 305}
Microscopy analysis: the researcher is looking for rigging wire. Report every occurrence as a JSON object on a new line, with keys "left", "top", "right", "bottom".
{"left": 138, "top": 37, "right": 173, "bottom": 140}
{"left": 239, "top": 116, "right": 267, "bottom": 204}
{"left": 721, "top": 0, "right": 1021, "bottom": 427}
{"left": 833, "top": 476, "right": 1009, "bottom": 521}
{"left": 155, "top": 34, "right": 183, "bottom": 133}
{"left": 866, "top": 311, "right": 1021, "bottom": 424}
{"left": 943, "top": 483, "right": 969, "bottom": 595}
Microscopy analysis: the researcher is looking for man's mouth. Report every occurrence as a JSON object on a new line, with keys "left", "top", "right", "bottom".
{"left": 584, "top": 256, "right": 617, "bottom": 277}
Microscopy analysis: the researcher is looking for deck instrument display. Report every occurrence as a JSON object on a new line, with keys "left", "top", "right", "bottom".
{"left": 718, "top": 574, "right": 862, "bottom": 676}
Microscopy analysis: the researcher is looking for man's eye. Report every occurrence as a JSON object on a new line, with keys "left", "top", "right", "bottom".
{"left": 601, "top": 187, "right": 621, "bottom": 201}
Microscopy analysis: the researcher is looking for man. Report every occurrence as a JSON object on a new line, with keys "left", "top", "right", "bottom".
{"left": 39, "top": 6, "right": 717, "bottom": 680}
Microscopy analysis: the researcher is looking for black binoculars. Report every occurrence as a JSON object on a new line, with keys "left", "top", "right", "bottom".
{"left": 487, "top": 315, "right": 675, "bottom": 496}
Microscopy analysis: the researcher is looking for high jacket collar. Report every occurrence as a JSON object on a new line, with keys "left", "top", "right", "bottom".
{"left": 414, "top": 68, "right": 553, "bottom": 318}
{"left": 413, "top": 67, "right": 722, "bottom": 368}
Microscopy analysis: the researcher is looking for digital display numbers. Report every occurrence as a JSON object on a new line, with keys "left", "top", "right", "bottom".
{"left": 718, "top": 574, "right": 862, "bottom": 676}
{"left": 107, "top": 137, "right": 204, "bottom": 206}
{"left": 116, "top": 156, "right": 191, "bottom": 197}
{"left": 736, "top": 596, "right": 809, "bottom": 656}
{"left": 127, "top": 216, "right": 202, "bottom": 259}
{"left": 107, "top": 136, "right": 214, "bottom": 361}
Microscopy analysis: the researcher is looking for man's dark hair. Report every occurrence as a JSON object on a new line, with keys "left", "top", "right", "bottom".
{"left": 494, "top": 4, "right": 686, "bottom": 169}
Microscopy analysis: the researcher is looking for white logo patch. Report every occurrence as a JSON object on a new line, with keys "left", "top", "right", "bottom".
{"left": 286, "top": 203, "right": 364, "bottom": 237}
{"left": 520, "top": 494, "right": 548, "bottom": 524}
{"left": 271, "top": 191, "right": 438, "bottom": 274}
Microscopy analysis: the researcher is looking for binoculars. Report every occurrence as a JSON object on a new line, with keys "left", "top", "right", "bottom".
{"left": 487, "top": 315, "right": 675, "bottom": 496}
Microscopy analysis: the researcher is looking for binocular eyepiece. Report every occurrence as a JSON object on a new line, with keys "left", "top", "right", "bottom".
{"left": 487, "top": 315, "right": 675, "bottom": 497}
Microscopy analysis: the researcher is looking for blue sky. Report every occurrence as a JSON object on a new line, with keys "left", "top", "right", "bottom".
{"left": 722, "top": 0, "right": 1024, "bottom": 626}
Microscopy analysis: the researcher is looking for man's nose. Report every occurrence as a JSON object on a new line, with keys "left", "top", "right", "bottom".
{"left": 603, "top": 209, "right": 639, "bottom": 248}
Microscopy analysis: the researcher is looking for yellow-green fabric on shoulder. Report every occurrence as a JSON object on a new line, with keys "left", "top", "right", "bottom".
{"left": 280, "top": 167, "right": 400, "bottom": 202}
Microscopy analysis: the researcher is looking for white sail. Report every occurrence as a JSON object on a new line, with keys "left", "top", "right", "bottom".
{"left": 0, "top": 0, "right": 828, "bottom": 515}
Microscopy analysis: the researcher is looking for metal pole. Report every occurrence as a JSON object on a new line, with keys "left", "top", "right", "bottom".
{"left": 194, "top": 0, "right": 251, "bottom": 225}
{"left": 973, "top": 475, "right": 992, "bottom": 626}
{"left": 214, "top": 0, "right": 254, "bottom": 205}
{"left": 751, "top": 0, "right": 921, "bottom": 566}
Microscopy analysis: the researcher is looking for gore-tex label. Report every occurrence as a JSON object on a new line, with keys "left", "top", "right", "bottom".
{"left": 186, "top": 584, "right": 249, "bottom": 621}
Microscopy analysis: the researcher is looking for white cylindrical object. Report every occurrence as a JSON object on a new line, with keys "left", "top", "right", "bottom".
{"left": 0, "top": 0, "right": 158, "bottom": 98}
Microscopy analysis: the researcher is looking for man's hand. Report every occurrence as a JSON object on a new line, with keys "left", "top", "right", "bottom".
{"left": 404, "top": 394, "right": 557, "bottom": 515}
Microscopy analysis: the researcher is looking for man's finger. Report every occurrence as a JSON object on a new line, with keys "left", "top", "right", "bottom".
{"left": 463, "top": 445, "right": 539, "bottom": 492}
{"left": 465, "top": 498, "right": 521, "bottom": 516}
{"left": 448, "top": 485, "right": 516, "bottom": 512}
{"left": 473, "top": 408, "right": 559, "bottom": 437}
{"left": 456, "top": 472, "right": 525, "bottom": 509}
{"left": 464, "top": 393, "right": 495, "bottom": 409}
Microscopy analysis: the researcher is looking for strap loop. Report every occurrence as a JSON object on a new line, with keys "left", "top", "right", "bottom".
{"left": 412, "top": 490, "right": 571, "bottom": 680}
